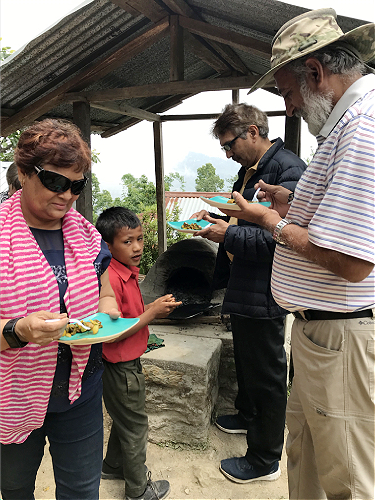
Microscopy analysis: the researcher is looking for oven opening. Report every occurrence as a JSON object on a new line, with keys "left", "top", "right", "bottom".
{"left": 165, "top": 267, "right": 212, "bottom": 305}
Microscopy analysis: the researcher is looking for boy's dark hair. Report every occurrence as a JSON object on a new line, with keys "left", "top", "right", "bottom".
{"left": 96, "top": 206, "right": 141, "bottom": 244}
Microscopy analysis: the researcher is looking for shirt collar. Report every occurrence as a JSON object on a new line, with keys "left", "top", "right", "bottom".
{"left": 319, "top": 74, "right": 375, "bottom": 138}
{"left": 110, "top": 257, "right": 140, "bottom": 282}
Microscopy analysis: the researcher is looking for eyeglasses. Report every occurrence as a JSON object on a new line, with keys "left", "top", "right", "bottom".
{"left": 221, "top": 133, "right": 244, "bottom": 152}
{"left": 34, "top": 166, "right": 88, "bottom": 195}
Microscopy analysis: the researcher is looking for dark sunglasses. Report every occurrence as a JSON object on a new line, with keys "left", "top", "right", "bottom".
{"left": 221, "top": 132, "right": 244, "bottom": 152}
{"left": 34, "top": 166, "right": 88, "bottom": 195}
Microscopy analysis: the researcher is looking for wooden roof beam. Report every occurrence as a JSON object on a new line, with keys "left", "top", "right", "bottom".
{"left": 170, "top": 15, "right": 184, "bottom": 81}
{"left": 1, "top": 18, "right": 170, "bottom": 137}
{"left": 110, "top": 0, "right": 166, "bottom": 23}
{"left": 66, "top": 74, "right": 260, "bottom": 102}
{"left": 179, "top": 16, "right": 271, "bottom": 58}
{"left": 91, "top": 101, "right": 161, "bottom": 122}
{"left": 101, "top": 93, "right": 195, "bottom": 138}
{"left": 162, "top": 0, "right": 250, "bottom": 74}
{"left": 111, "top": 0, "right": 231, "bottom": 73}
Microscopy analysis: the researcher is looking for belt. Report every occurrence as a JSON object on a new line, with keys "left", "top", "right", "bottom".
{"left": 293, "top": 309, "right": 373, "bottom": 321}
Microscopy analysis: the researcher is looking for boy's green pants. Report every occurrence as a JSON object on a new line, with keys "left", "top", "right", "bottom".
{"left": 102, "top": 358, "right": 148, "bottom": 497}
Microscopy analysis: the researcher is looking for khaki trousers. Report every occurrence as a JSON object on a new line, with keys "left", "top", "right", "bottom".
{"left": 287, "top": 316, "right": 375, "bottom": 499}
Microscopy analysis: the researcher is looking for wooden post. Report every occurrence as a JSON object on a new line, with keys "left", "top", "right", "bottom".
{"left": 170, "top": 15, "right": 184, "bottom": 82}
{"left": 73, "top": 100, "right": 93, "bottom": 222}
{"left": 153, "top": 121, "right": 167, "bottom": 255}
{"left": 232, "top": 89, "right": 239, "bottom": 104}
{"left": 284, "top": 115, "right": 301, "bottom": 156}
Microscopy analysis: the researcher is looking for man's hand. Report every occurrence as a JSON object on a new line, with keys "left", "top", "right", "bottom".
{"left": 220, "top": 192, "right": 281, "bottom": 232}
{"left": 189, "top": 210, "right": 209, "bottom": 221}
{"left": 193, "top": 216, "right": 229, "bottom": 242}
{"left": 254, "top": 179, "right": 292, "bottom": 218}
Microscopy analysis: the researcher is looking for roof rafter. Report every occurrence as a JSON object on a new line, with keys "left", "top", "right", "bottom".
{"left": 162, "top": 0, "right": 250, "bottom": 74}
{"left": 91, "top": 101, "right": 161, "bottom": 122}
{"left": 112, "top": 0, "right": 241, "bottom": 74}
{"left": 110, "top": 0, "right": 166, "bottom": 22}
{"left": 65, "top": 74, "right": 260, "bottom": 102}
{"left": 101, "top": 93, "right": 196, "bottom": 137}
{"left": 179, "top": 16, "right": 271, "bottom": 58}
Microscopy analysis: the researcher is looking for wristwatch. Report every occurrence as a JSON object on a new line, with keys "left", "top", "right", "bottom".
{"left": 273, "top": 219, "right": 294, "bottom": 245}
{"left": 3, "top": 317, "right": 28, "bottom": 348}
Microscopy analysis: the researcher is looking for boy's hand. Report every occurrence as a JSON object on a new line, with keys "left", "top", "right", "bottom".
{"left": 101, "top": 308, "right": 121, "bottom": 320}
{"left": 151, "top": 294, "right": 182, "bottom": 318}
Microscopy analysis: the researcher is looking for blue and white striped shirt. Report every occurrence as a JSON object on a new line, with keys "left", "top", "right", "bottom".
{"left": 272, "top": 74, "right": 375, "bottom": 312}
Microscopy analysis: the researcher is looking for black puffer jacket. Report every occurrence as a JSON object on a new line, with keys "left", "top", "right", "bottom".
{"left": 212, "top": 138, "right": 306, "bottom": 319}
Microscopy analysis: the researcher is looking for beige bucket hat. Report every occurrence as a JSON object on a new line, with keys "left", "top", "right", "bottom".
{"left": 248, "top": 8, "right": 375, "bottom": 93}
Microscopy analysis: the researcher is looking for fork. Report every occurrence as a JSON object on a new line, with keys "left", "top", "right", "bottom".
{"left": 45, "top": 318, "right": 91, "bottom": 330}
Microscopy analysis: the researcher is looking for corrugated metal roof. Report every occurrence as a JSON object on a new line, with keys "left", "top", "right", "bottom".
{"left": 1, "top": 0, "right": 372, "bottom": 137}
{"left": 165, "top": 191, "right": 230, "bottom": 220}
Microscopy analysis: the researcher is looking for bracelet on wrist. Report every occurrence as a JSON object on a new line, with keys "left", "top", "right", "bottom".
{"left": 272, "top": 218, "right": 295, "bottom": 245}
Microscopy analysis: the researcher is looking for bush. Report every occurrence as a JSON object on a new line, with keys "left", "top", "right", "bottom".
{"left": 138, "top": 204, "right": 189, "bottom": 275}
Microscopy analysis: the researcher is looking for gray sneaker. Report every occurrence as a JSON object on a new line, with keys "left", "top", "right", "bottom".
{"left": 126, "top": 474, "right": 170, "bottom": 500}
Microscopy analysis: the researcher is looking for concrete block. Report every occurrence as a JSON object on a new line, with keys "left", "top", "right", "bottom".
{"left": 149, "top": 322, "right": 237, "bottom": 416}
{"left": 141, "top": 332, "right": 222, "bottom": 446}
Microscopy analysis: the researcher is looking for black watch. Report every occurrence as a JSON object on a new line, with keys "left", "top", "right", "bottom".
{"left": 3, "top": 317, "right": 28, "bottom": 348}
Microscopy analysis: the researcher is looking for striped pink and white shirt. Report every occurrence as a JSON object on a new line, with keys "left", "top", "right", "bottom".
{"left": 0, "top": 190, "right": 102, "bottom": 444}
{"left": 272, "top": 74, "right": 375, "bottom": 312}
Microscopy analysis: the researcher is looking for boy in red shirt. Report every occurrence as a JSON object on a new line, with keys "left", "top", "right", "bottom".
{"left": 96, "top": 207, "right": 181, "bottom": 500}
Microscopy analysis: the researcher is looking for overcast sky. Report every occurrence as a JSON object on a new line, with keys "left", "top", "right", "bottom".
{"left": 1, "top": 0, "right": 374, "bottom": 196}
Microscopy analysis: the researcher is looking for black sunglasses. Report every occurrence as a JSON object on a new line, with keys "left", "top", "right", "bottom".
{"left": 34, "top": 166, "right": 88, "bottom": 195}
{"left": 221, "top": 132, "right": 244, "bottom": 152}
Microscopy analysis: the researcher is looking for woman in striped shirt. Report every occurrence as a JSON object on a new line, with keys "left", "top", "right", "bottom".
{"left": 0, "top": 119, "right": 120, "bottom": 500}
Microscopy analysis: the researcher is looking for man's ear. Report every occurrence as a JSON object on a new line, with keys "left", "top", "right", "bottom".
{"left": 105, "top": 241, "right": 113, "bottom": 253}
{"left": 304, "top": 57, "right": 326, "bottom": 91}
{"left": 248, "top": 124, "right": 259, "bottom": 140}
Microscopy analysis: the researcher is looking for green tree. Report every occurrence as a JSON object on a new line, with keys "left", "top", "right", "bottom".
{"left": 92, "top": 173, "right": 121, "bottom": 223}
{"left": 0, "top": 130, "right": 22, "bottom": 162}
{"left": 165, "top": 172, "right": 185, "bottom": 191}
{"left": 0, "top": 39, "right": 14, "bottom": 62}
{"left": 138, "top": 203, "right": 188, "bottom": 275}
{"left": 195, "top": 163, "right": 224, "bottom": 192}
{"left": 120, "top": 174, "right": 157, "bottom": 213}
{"left": 225, "top": 174, "right": 238, "bottom": 191}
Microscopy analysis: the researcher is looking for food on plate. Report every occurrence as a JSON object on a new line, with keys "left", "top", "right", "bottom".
{"left": 181, "top": 222, "right": 202, "bottom": 230}
{"left": 227, "top": 199, "right": 235, "bottom": 203}
{"left": 62, "top": 319, "right": 103, "bottom": 337}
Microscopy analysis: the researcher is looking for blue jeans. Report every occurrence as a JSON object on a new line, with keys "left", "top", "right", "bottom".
{"left": 0, "top": 384, "right": 103, "bottom": 500}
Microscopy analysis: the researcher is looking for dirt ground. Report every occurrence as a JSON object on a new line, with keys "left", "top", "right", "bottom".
{"left": 35, "top": 417, "right": 289, "bottom": 500}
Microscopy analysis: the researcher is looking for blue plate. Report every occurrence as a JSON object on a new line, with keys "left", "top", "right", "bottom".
{"left": 167, "top": 218, "right": 212, "bottom": 233}
{"left": 200, "top": 195, "right": 271, "bottom": 210}
{"left": 58, "top": 313, "right": 139, "bottom": 345}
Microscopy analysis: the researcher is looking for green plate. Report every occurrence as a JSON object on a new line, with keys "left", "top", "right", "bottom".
{"left": 58, "top": 313, "right": 139, "bottom": 345}
{"left": 167, "top": 218, "right": 212, "bottom": 233}
{"left": 200, "top": 195, "right": 271, "bottom": 211}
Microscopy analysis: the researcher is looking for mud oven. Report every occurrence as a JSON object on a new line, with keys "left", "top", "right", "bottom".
{"left": 139, "top": 239, "right": 237, "bottom": 446}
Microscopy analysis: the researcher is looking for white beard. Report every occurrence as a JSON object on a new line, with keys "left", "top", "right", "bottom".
{"left": 296, "top": 79, "right": 334, "bottom": 136}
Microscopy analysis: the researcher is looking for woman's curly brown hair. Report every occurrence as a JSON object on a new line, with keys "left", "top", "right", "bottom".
{"left": 15, "top": 118, "right": 91, "bottom": 176}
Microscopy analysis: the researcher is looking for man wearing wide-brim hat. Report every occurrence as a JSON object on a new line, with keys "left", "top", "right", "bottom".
{"left": 221, "top": 7, "right": 375, "bottom": 500}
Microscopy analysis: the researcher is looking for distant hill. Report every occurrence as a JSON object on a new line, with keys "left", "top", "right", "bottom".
{"left": 171, "top": 151, "right": 239, "bottom": 191}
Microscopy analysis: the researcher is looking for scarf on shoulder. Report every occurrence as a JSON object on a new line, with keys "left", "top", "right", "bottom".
{"left": 0, "top": 190, "right": 102, "bottom": 444}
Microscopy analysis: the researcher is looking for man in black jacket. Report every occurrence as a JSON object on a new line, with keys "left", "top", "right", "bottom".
{"left": 193, "top": 104, "right": 306, "bottom": 483}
